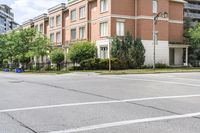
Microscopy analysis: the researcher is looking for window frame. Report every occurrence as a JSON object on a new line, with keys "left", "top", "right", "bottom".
{"left": 100, "top": 0, "right": 108, "bottom": 13}
{"left": 56, "top": 15, "right": 61, "bottom": 26}
{"left": 50, "top": 33, "right": 54, "bottom": 44}
{"left": 79, "top": 26, "right": 85, "bottom": 39}
{"left": 71, "top": 9, "right": 77, "bottom": 21}
{"left": 100, "top": 21, "right": 108, "bottom": 37}
{"left": 56, "top": 32, "right": 61, "bottom": 44}
{"left": 50, "top": 17, "right": 54, "bottom": 28}
{"left": 116, "top": 21, "right": 125, "bottom": 36}
{"left": 71, "top": 28, "right": 77, "bottom": 40}
{"left": 79, "top": 6, "right": 86, "bottom": 19}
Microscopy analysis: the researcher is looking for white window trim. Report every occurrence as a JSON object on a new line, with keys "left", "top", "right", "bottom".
{"left": 79, "top": 6, "right": 86, "bottom": 19}
{"left": 71, "top": 9, "right": 77, "bottom": 21}
{"left": 116, "top": 21, "right": 125, "bottom": 36}
{"left": 56, "top": 32, "right": 61, "bottom": 44}
{"left": 100, "top": 21, "right": 108, "bottom": 37}
{"left": 79, "top": 26, "right": 85, "bottom": 39}
{"left": 100, "top": 0, "right": 108, "bottom": 13}
{"left": 71, "top": 28, "right": 77, "bottom": 40}
{"left": 50, "top": 17, "right": 54, "bottom": 28}
{"left": 50, "top": 33, "right": 54, "bottom": 44}
{"left": 56, "top": 15, "right": 61, "bottom": 26}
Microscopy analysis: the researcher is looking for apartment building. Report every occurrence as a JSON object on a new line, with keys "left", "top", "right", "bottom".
{"left": 33, "top": 13, "right": 48, "bottom": 34}
{"left": 184, "top": 0, "right": 200, "bottom": 26}
{"left": 20, "top": 0, "right": 187, "bottom": 66}
{"left": 0, "top": 4, "right": 18, "bottom": 34}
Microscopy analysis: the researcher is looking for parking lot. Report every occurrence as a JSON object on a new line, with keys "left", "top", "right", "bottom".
{"left": 1, "top": 72, "right": 200, "bottom": 133}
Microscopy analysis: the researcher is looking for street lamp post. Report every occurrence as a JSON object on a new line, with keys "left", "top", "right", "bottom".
{"left": 152, "top": 9, "right": 168, "bottom": 69}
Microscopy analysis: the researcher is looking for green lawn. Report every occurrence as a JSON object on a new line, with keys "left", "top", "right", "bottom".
{"left": 2, "top": 68, "right": 200, "bottom": 75}
{"left": 95, "top": 68, "right": 200, "bottom": 75}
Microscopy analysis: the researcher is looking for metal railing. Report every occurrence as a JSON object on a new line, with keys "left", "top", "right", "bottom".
{"left": 184, "top": 12, "right": 200, "bottom": 19}
{"left": 185, "top": 3, "right": 200, "bottom": 10}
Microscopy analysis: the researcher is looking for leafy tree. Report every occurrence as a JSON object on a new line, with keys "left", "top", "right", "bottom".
{"left": 50, "top": 48, "right": 64, "bottom": 70}
{"left": 133, "top": 38, "right": 145, "bottom": 67}
{"left": 187, "top": 23, "right": 200, "bottom": 66}
{"left": 68, "top": 41, "right": 96, "bottom": 64}
{"left": 111, "top": 33, "right": 145, "bottom": 68}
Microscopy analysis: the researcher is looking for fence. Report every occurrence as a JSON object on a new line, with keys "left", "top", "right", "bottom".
{"left": 0, "top": 62, "right": 74, "bottom": 71}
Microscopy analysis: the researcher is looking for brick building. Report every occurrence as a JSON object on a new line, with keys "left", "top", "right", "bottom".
{"left": 20, "top": 0, "right": 188, "bottom": 66}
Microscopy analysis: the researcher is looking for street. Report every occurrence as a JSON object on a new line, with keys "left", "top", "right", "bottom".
{"left": 0, "top": 72, "right": 200, "bottom": 133}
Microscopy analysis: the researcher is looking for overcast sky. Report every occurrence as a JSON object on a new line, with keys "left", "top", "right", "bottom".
{"left": 1, "top": 0, "right": 67, "bottom": 24}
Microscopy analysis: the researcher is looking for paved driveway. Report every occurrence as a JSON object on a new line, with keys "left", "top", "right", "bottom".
{"left": 1, "top": 72, "right": 200, "bottom": 133}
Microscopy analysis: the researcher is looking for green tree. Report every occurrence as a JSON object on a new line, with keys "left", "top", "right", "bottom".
{"left": 111, "top": 33, "right": 145, "bottom": 68}
{"left": 187, "top": 23, "right": 200, "bottom": 66}
{"left": 68, "top": 41, "right": 96, "bottom": 64}
{"left": 133, "top": 38, "right": 145, "bottom": 67}
{"left": 50, "top": 48, "right": 64, "bottom": 70}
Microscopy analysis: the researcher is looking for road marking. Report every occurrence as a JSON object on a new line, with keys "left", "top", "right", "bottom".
{"left": 48, "top": 112, "right": 200, "bottom": 133}
{"left": 102, "top": 76, "right": 200, "bottom": 87}
{"left": 0, "top": 94, "right": 200, "bottom": 113}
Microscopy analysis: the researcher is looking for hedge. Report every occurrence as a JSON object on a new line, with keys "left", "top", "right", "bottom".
{"left": 80, "top": 58, "right": 126, "bottom": 70}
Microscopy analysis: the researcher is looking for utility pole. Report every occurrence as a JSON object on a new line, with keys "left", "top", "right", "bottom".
{"left": 152, "top": 0, "right": 168, "bottom": 69}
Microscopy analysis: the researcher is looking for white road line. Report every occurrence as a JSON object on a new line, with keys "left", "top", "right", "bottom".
{"left": 48, "top": 112, "right": 200, "bottom": 133}
{"left": 0, "top": 94, "right": 200, "bottom": 113}
{"left": 102, "top": 76, "right": 200, "bottom": 87}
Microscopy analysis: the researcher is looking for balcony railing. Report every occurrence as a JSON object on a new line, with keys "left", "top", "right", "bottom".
{"left": 185, "top": 12, "right": 200, "bottom": 19}
{"left": 185, "top": 3, "right": 200, "bottom": 10}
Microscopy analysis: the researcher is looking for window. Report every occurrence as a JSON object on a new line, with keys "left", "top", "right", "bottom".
{"left": 71, "top": 28, "right": 76, "bottom": 40}
{"left": 56, "top": 15, "right": 61, "bottom": 26}
{"left": 56, "top": 32, "right": 61, "bottom": 44}
{"left": 50, "top": 17, "right": 54, "bottom": 28}
{"left": 100, "top": 22, "right": 108, "bottom": 37}
{"left": 79, "top": 27, "right": 85, "bottom": 39}
{"left": 100, "top": 0, "right": 108, "bottom": 13}
{"left": 79, "top": 6, "right": 85, "bottom": 19}
{"left": 116, "top": 22, "right": 125, "bottom": 36}
{"left": 71, "top": 10, "right": 76, "bottom": 21}
{"left": 50, "top": 33, "right": 54, "bottom": 43}
{"left": 100, "top": 47, "right": 108, "bottom": 59}
{"left": 39, "top": 24, "right": 43, "bottom": 32}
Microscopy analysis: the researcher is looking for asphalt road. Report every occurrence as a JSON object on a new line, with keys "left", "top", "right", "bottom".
{"left": 1, "top": 72, "right": 200, "bottom": 133}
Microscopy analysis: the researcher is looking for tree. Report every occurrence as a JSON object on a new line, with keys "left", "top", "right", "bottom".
{"left": 133, "top": 38, "right": 145, "bottom": 67}
{"left": 187, "top": 23, "right": 200, "bottom": 66}
{"left": 68, "top": 41, "right": 96, "bottom": 64}
{"left": 111, "top": 33, "right": 145, "bottom": 68}
{"left": 111, "top": 33, "right": 134, "bottom": 68}
{"left": 50, "top": 48, "right": 64, "bottom": 70}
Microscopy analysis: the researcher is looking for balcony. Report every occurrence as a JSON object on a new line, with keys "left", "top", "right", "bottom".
{"left": 185, "top": 3, "right": 200, "bottom": 11}
{"left": 184, "top": 12, "right": 200, "bottom": 19}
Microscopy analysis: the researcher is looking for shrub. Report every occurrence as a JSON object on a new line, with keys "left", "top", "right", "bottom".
{"left": 50, "top": 48, "right": 64, "bottom": 70}
{"left": 3, "top": 59, "right": 9, "bottom": 68}
{"left": 68, "top": 41, "right": 96, "bottom": 64}
{"left": 155, "top": 63, "right": 169, "bottom": 68}
{"left": 80, "top": 58, "right": 124, "bottom": 70}
{"left": 111, "top": 33, "right": 145, "bottom": 68}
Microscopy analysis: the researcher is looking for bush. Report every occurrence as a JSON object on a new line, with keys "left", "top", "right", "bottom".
{"left": 111, "top": 33, "right": 145, "bottom": 68}
{"left": 155, "top": 63, "right": 169, "bottom": 68}
{"left": 3, "top": 59, "right": 9, "bottom": 68}
{"left": 68, "top": 41, "right": 96, "bottom": 64}
{"left": 50, "top": 48, "right": 64, "bottom": 70}
{"left": 80, "top": 58, "right": 125, "bottom": 70}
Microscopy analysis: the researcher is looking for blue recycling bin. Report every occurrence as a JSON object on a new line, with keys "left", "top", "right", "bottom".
{"left": 3, "top": 68, "right": 9, "bottom": 72}
{"left": 15, "top": 68, "right": 24, "bottom": 73}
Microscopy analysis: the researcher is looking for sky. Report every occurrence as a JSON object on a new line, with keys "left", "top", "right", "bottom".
{"left": 1, "top": 0, "right": 67, "bottom": 24}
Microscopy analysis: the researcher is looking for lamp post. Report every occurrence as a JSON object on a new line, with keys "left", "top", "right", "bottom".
{"left": 152, "top": 1, "right": 168, "bottom": 69}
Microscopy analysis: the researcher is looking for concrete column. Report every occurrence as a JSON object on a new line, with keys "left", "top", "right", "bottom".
{"left": 186, "top": 47, "right": 188, "bottom": 66}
